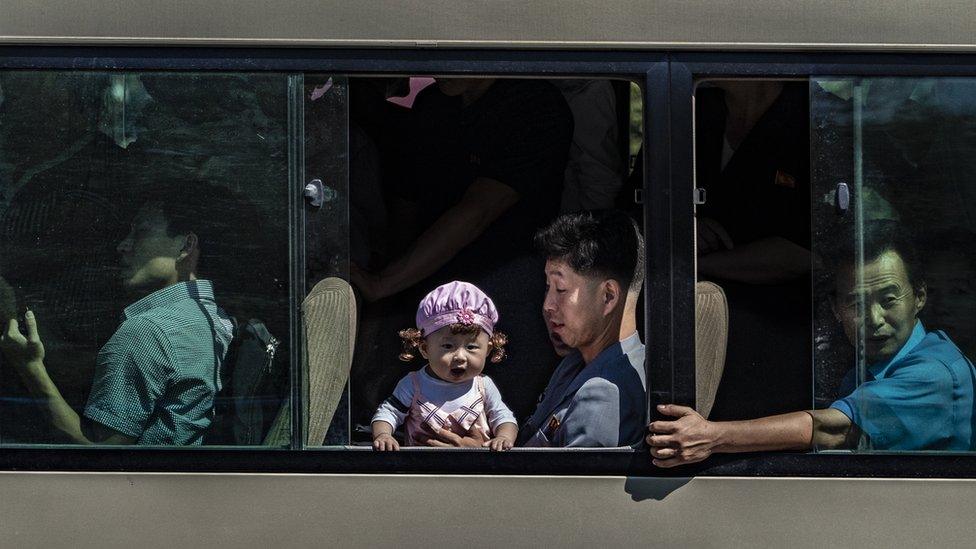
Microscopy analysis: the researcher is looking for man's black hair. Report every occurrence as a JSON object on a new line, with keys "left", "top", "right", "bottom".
{"left": 534, "top": 210, "right": 645, "bottom": 294}
{"left": 829, "top": 219, "right": 925, "bottom": 292}
{"left": 140, "top": 180, "right": 278, "bottom": 305}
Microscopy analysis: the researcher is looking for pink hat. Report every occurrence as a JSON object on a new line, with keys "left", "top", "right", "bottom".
{"left": 416, "top": 281, "right": 498, "bottom": 337}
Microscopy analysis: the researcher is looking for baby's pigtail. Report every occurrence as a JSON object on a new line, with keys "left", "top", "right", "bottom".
{"left": 489, "top": 330, "right": 508, "bottom": 363}
{"left": 398, "top": 328, "right": 424, "bottom": 362}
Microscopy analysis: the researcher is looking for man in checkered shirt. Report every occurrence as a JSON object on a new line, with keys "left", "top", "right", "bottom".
{"left": 1, "top": 184, "right": 235, "bottom": 445}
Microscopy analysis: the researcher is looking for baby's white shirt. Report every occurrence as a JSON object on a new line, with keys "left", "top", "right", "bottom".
{"left": 372, "top": 368, "right": 517, "bottom": 433}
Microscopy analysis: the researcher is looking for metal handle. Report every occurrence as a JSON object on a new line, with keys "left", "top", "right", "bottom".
{"left": 304, "top": 179, "right": 336, "bottom": 208}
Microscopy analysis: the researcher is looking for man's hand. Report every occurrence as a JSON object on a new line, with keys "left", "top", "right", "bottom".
{"left": 696, "top": 217, "right": 733, "bottom": 256}
{"left": 425, "top": 421, "right": 491, "bottom": 448}
{"left": 646, "top": 404, "right": 721, "bottom": 468}
{"left": 0, "top": 310, "right": 45, "bottom": 369}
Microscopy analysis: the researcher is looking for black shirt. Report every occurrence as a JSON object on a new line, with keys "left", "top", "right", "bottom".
{"left": 695, "top": 83, "right": 814, "bottom": 420}
{"left": 696, "top": 83, "right": 811, "bottom": 249}
{"left": 403, "top": 79, "right": 573, "bottom": 274}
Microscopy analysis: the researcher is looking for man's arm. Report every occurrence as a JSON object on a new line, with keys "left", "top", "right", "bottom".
{"left": 698, "top": 236, "right": 811, "bottom": 285}
{"left": 646, "top": 404, "right": 853, "bottom": 468}
{"left": 352, "top": 177, "right": 518, "bottom": 301}
{"left": 1, "top": 313, "right": 136, "bottom": 445}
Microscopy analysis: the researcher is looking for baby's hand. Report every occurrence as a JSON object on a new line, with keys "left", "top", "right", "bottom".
{"left": 485, "top": 436, "right": 514, "bottom": 452}
{"left": 372, "top": 433, "right": 400, "bottom": 451}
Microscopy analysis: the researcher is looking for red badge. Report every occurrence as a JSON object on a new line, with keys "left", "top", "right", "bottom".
{"left": 547, "top": 416, "right": 561, "bottom": 433}
{"left": 774, "top": 170, "right": 796, "bottom": 189}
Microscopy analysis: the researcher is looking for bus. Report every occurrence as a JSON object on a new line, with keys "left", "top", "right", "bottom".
{"left": 3, "top": 0, "right": 976, "bottom": 545}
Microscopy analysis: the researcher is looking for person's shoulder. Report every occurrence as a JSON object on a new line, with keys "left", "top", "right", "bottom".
{"left": 150, "top": 293, "right": 221, "bottom": 333}
{"left": 576, "top": 376, "right": 620, "bottom": 400}
{"left": 600, "top": 357, "right": 646, "bottom": 394}
{"left": 882, "top": 331, "right": 967, "bottom": 389}
{"left": 395, "top": 369, "right": 422, "bottom": 388}
{"left": 480, "top": 373, "right": 499, "bottom": 388}
{"left": 578, "top": 356, "right": 644, "bottom": 397}
{"left": 908, "top": 330, "right": 970, "bottom": 364}
{"left": 112, "top": 314, "right": 168, "bottom": 342}
{"left": 100, "top": 315, "right": 173, "bottom": 365}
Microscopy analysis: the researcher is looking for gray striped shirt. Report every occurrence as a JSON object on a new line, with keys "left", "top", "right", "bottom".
{"left": 83, "top": 280, "right": 233, "bottom": 445}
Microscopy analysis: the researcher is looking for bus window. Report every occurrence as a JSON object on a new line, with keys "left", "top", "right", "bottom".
{"left": 680, "top": 76, "right": 976, "bottom": 457}
{"left": 329, "top": 76, "right": 647, "bottom": 449}
{"left": 812, "top": 77, "right": 976, "bottom": 453}
{"left": 0, "top": 71, "right": 294, "bottom": 447}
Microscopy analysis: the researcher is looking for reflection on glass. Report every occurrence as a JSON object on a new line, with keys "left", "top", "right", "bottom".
{"left": 813, "top": 77, "right": 976, "bottom": 452}
{"left": 0, "top": 71, "right": 291, "bottom": 446}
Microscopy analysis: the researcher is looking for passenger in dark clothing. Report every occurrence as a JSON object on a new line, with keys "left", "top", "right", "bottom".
{"left": 351, "top": 78, "right": 574, "bottom": 421}
{"left": 694, "top": 81, "right": 813, "bottom": 419}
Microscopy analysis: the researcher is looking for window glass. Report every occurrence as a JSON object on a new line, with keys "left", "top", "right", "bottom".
{"left": 812, "top": 77, "right": 976, "bottom": 453}
{"left": 0, "top": 71, "right": 294, "bottom": 447}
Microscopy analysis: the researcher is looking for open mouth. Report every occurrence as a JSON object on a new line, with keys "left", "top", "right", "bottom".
{"left": 449, "top": 367, "right": 466, "bottom": 378}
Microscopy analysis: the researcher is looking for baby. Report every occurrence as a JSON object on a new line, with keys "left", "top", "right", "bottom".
{"left": 371, "top": 281, "right": 518, "bottom": 451}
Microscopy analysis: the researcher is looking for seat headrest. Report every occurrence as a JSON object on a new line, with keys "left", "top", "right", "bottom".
{"left": 695, "top": 280, "right": 729, "bottom": 419}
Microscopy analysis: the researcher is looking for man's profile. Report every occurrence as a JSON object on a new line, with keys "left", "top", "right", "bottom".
{"left": 648, "top": 221, "right": 976, "bottom": 465}
{"left": 519, "top": 210, "right": 647, "bottom": 447}
{"left": 0, "top": 182, "right": 237, "bottom": 445}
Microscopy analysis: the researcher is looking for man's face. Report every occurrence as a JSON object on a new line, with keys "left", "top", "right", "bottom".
{"left": 834, "top": 250, "right": 926, "bottom": 364}
{"left": 542, "top": 259, "right": 607, "bottom": 352}
{"left": 116, "top": 203, "right": 184, "bottom": 294}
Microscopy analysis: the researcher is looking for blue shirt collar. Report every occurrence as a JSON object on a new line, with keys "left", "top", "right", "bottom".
{"left": 123, "top": 280, "right": 215, "bottom": 320}
{"left": 868, "top": 320, "right": 926, "bottom": 377}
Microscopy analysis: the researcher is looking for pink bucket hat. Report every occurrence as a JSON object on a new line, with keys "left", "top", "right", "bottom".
{"left": 416, "top": 281, "right": 498, "bottom": 337}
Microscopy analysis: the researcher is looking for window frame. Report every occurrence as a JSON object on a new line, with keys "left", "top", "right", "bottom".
{"left": 0, "top": 46, "right": 672, "bottom": 475}
{"left": 6, "top": 47, "right": 976, "bottom": 477}
{"left": 670, "top": 51, "right": 976, "bottom": 478}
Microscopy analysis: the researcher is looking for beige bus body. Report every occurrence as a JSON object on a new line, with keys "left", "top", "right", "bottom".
{"left": 2, "top": 1, "right": 976, "bottom": 546}
{"left": 3, "top": 472, "right": 975, "bottom": 547}
{"left": 0, "top": 0, "right": 975, "bottom": 51}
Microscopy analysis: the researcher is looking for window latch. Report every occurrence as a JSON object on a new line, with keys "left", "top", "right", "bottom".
{"left": 694, "top": 188, "right": 706, "bottom": 205}
{"left": 835, "top": 182, "right": 850, "bottom": 215}
{"left": 633, "top": 189, "right": 643, "bottom": 205}
{"left": 304, "top": 178, "right": 335, "bottom": 208}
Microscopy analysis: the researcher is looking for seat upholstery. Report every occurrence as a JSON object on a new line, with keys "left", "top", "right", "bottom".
{"left": 695, "top": 280, "right": 729, "bottom": 419}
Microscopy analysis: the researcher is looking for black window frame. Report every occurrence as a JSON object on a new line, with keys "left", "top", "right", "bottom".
{"left": 5, "top": 47, "right": 976, "bottom": 479}
{"left": 0, "top": 46, "right": 674, "bottom": 475}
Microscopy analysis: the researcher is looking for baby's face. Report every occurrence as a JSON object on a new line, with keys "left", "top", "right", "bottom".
{"left": 420, "top": 326, "right": 490, "bottom": 383}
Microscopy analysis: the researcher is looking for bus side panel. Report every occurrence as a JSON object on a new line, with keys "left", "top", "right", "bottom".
{"left": 0, "top": 472, "right": 970, "bottom": 546}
